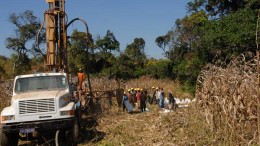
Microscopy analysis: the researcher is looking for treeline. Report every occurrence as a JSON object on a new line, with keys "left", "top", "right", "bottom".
{"left": 155, "top": 0, "right": 260, "bottom": 92}
{"left": 67, "top": 30, "right": 172, "bottom": 80}
{"left": 0, "top": 0, "right": 259, "bottom": 94}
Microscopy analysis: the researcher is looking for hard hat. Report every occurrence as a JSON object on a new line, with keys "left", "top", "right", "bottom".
{"left": 128, "top": 89, "right": 131, "bottom": 92}
{"left": 152, "top": 86, "right": 155, "bottom": 89}
{"left": 124, "top": 92, "right": 126, "bottom": 94}
{"left": 156, "top": 87, "right": 158, "bottom": 89}
{"left": 79, "top": 68, "right": 82, "bottom": 71}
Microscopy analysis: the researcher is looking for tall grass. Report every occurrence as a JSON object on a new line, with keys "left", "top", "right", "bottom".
{"left": 0, "top": 83, "right": 10, "bottom": 112}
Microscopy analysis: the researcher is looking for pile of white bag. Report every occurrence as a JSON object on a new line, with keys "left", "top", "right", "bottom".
{"left": 164, "top": 97, "right": 196, "bottom": 108}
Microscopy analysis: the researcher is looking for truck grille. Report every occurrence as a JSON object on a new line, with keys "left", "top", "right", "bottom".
{"left": 19, "top": 98, "right": 55, "bottom": 115}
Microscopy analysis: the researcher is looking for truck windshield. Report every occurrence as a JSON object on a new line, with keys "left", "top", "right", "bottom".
{"left": 15, "top": 75, "right": 67, "bottom": 93}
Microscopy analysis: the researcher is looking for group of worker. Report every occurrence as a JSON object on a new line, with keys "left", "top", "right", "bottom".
{"left": 77, "top": 69, "right": 176, "bottom": 113}
{"left": 122, "top": 86, "right": 176, "bottom": 112}
{"left": 122, "top": 88, "right": 147, "bottom": 112}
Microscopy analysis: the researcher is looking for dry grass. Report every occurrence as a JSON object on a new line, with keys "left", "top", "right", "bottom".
{"left": 196, "top": 53, "right": 260, "bottom": 145}
{"left": 0, "top": 82, "right": 11, "bottom": 112}
{"left": 80, "top": 99, "right": 214, "bottom": 146}
{"left": 81, "top": 103, "right": 177, "bottom": 146}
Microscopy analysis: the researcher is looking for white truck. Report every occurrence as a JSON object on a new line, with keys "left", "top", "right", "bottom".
{"left": 0, "top": 72, "right": 80, "bottom": 146}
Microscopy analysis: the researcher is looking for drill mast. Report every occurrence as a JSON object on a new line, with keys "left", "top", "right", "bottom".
{"left": 45, "top": 0, "right": 67, "bottom": 72}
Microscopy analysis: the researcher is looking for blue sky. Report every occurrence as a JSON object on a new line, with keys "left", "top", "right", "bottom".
{"left": 0, "top": 0, "right": 190, "bottom": 59}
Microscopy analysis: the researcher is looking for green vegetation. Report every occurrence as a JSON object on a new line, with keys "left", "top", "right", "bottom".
{"left": 1, "top": 0, "right": 259, "bottom": 95}
{"left": 155, "top": 0, "right": 259, "bottom": 94}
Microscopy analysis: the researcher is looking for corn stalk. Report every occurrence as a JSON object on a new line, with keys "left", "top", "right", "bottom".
{"left": 256, "top": 9, "right": 260, "bottom": 145}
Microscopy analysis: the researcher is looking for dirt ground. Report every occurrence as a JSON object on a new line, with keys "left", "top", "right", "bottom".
{"left": 79, "top": 102, "right": 185, "bottom": 146}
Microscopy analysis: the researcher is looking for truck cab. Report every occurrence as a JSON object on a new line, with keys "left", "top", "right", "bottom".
{"left": 0, "top": 73, "right": 80, "bottom": 146}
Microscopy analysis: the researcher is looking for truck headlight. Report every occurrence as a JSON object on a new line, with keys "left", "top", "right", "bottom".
{"left": 60, "top": 110, "right": 74, "bottom": 116}
{"left": 1, "top": 115, "right": 15, "bottom": 121}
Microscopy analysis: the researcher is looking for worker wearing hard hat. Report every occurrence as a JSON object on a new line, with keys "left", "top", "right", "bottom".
{"left": 132, "top": 88, "right": 137, "bottom": 103}
{"left": 147, "top": 86, "right": 155, "bottom": 104}
{"left": 136, "top": 89, "right": 141, "bottom": 111}
{"left": 151, "top": 86, "right": 157, "bottom": 104}
{"left": 140, "top": 89, "right": 147, "bottom": 112}
{"left": 77, "top": 68, "right": 85, "bottom": 90}
{"left": 127, "top": 89, "right": 134, "bottom": 107}
{"left": 156, "top": 87, "right": 160, "bottom": 104}
{"left": 122, "top": 92, "right": 128, "bottom": 112}
{"left": 168, "top": 91, "right": 175, "bottom": 110}
{"left": 159, "top": 88, "right": 165, "bottom": 108}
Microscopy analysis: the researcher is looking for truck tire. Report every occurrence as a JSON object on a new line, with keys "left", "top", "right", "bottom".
{"left": 72, "top": 118, "right": 79, "bottom": 145}
{"left": 0, "top": 132, "right": 18, "bottom": 146}
{"left": 76, "top": 107, "right": 82, "bottom": 128}
{"left": 65, "top": 118, "right": 79, "bottom": 146}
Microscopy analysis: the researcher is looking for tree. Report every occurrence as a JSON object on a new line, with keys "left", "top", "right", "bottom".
{"left": 125, "top": 38, "right": 146, "bottom": 67}
{"left": 155, "top": 34, "right": 170, "bottom": 57}
{"left": 0, "top": 56, "right": 7, "bottom": 79}
{"left": 96, "top": 30, "right": 120, "bottom": 54}
{"left": 108, "top": 53, "right": 135, "bottom": 79}
{"left": 145, "top": 59, "right": 173, "bottom": 79}
{"left": 5, "top": 10, "right": 45, "bottom": 73}
{"left": 68, "top": 29, "right": 95, "bottom": 74}
{"left": 197, "top": 8, "right": 257, "bottom": 62}
{"left": 187, "top": 0, "right": 248, "bottom": 17}
{"left": 93, "top": 30, "right": 120, "bottom": 73}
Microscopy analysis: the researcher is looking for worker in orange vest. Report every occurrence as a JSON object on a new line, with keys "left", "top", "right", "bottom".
{"left": 77, "top": 68, "right": 85, "bottom": 90}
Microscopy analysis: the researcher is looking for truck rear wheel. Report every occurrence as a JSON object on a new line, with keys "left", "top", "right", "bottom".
{"left": 0, "top": 132, "right": 18, "bottom": 146}
{"left": 72, "top": 118, "right": 79, "bottom": 145}
{"left": 65, "top": 118, "right": 79, "bottom": 146}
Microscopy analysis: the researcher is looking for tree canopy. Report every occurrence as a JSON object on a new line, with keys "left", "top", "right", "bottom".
{"left": 5, "top": 10, "right": 45, "bottom": 75}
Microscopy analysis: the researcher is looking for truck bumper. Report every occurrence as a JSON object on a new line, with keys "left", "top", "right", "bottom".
{"left": 1, "top": 118, "right": 75, "bottom": 134}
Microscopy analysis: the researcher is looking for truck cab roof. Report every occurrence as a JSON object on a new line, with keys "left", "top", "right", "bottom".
{"left": 15, "top": 72, "right": 67, "bottom": 79}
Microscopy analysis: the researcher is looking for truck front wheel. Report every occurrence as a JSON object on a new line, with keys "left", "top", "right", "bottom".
{"left": 0, "top": 132, "right": 18, "bottom": 146}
